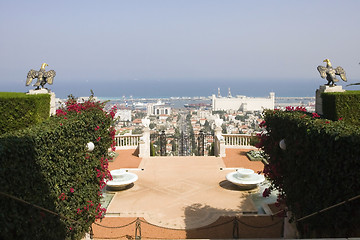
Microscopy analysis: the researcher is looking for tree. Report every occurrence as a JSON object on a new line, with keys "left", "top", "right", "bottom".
{"left": 235, "top": 115, "right": 246, "bottom": 121}
{"left": 221, "top": 123, "right": 227, "bottom": 134}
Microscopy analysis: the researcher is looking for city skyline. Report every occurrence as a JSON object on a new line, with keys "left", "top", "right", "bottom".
{"left": 1, "top": 1, "right": 360, "bottom": 97}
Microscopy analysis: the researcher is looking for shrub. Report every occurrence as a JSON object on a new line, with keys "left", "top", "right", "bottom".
{"left": 322, "top": 90, "right": 360, "bottom": 125}
{"left": 0, "top": 95, "right": 117, "bottom": 240}
{"left": 0, "top": 92, "right": 50, "bottom": 135}
{"left": 258, "top": 108, "right": 360, "bottom": 238}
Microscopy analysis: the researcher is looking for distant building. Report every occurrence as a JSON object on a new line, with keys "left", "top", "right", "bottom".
{"left": 212, "top": 92, "right": 275, "bottom": 112}
{"left": 147, "top": 101, "right": 172, "bottom": 116}
{"left": 115, "top": 109, "right": 131, "bottom": 122}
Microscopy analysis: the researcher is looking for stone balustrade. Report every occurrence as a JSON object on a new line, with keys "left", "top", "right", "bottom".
{"left": 113, "top": 132, "right": 256, "bottom": 157}
{"left": 222, "top": 134, "right": 256, "bottom": 149}
{"left": 114, "top": 134, "right": 142, "bottom": 150}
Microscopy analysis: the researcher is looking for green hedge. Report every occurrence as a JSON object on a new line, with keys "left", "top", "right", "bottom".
{"left": 322, "top": 90, "right": 360, "bottom": 125}
{"left": 259, "top": 109, "right": 360, "bottom": 238}
{"left": 0, "top": 97, "right": 117, "bottom": 240}
{"left": 0, "top": 92, "right": 50, "bottom": 135}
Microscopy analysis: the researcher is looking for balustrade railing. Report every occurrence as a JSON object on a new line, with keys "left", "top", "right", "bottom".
{"left": 114, "top": 134, "right": 142, "bottom": 150}
{"left": 113, "top": 133, "right": 255, "bottom": 155}
{"left": 222, "top": 134, "right": 255, "bottom": 148}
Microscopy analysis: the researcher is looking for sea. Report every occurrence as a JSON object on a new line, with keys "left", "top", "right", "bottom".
{"left": 50, "top": 78, "right": 331, "bottom": 99}
{"left": 10, "top": 77, "right": 357, "bottom": 107}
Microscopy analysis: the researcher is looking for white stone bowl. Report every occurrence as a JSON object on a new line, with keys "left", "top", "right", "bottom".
{"left": 226, "top": 168, "right": 265, "bottom": 190}
{"left": 107, "top": 169, "right": 138, "bottom": 190}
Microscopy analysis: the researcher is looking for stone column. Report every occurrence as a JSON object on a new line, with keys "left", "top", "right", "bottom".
{"left": 27, "top": 89, "right": 56, "bottom": 116}
{"left": 214, "top": 118, "right": 226, "bottom": 157}
{"left": 315, "top": 85, "right": 345, "bottom": 115}
{"left": 139, "top": 119, "right": 151, "bottom": 158}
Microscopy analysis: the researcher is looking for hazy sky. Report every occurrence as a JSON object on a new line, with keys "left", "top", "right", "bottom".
{"left": 1, "top": 0, "right": 359, "bottom": 97}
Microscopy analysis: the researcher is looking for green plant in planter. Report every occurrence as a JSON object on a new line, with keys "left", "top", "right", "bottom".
{"left": 246, "top": 150, "right": 265, "bottom": 161}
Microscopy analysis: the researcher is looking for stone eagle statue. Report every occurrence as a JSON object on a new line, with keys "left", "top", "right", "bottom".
{"left": 317, "top": 59, "right": 347, "bottom": 86}
{"left": 26, "top": 63, "right": 56, "bottom": 89}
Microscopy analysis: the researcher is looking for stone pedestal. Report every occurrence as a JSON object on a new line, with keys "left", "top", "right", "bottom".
{"left": 26, "top": 89, "right": 56, "bottom": 116}
{"left": 139, "top": 127, "right": 150, "bottom": 158}
{"left": 315, "top": 85, "right": 345, "bottom": 115}
{"left": 214, "top": 127, "right": 226, "bottom": 157}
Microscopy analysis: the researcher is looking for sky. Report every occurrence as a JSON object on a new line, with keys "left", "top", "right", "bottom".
{"left": 1, "top": 0, "right": 360, "bottom": 98}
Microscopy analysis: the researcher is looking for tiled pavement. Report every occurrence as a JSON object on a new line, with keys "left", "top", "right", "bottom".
{"left": 105, "top": 148, "right": 265, "bottom": 229}
{"left": 106, "top": 155, "right": 258, "bottom": 229}
{"left": 89, "top": 149, "right": 283, "bottom": 239}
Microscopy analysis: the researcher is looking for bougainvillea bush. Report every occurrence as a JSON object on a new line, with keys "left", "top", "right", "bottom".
{"left": 0, "top": 95, "right": 117, "bottom": 240}
{"left": 257, "top": 107, "right": 360, "bottom": 238}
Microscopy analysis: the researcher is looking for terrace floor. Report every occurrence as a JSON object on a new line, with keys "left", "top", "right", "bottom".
{"left": 90, "top": 149, "right": 283, "bottom": 239}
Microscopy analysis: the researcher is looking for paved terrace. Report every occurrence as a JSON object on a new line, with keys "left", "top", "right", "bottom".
{"left": 91, "top": 149, "right": 283, "bottom": 239}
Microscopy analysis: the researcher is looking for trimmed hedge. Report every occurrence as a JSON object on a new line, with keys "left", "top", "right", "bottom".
{"left": 259, "top": 109, "right": 360, "bottom": 238}
{"left": 322, "top": 90, "right": 360, "bottom": 125}
{"left": 0, "top": 92, "right": 50, "bottom": 135}
{"left": 0, "top": 96, "right": 117, "bottom": 240}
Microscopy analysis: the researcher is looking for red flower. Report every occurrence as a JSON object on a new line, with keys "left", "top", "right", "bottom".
{"left": 312, "top": 113, "right": 320, "bottom": 118}
{"left": 70, "top": 188, "right": 74, "bottom": 193}
{"left": 58, "top": 193, "right": 67, "bottom": 201}
{"left": 262, "top": 188, "right": 271, "bottom": 197}
{"left": 285, "top": 106, "right": 294, "bottom": 111}
{"left": 56, "top": 109, "right": 67, "bottom": 116}
{"left": 97, "top": 137, "right": 101, "bottom": 142}
{"left": 338, "top": 117, "right": 343, "bottom": 121}
{"left": 295, "top": 106, "right": 307, "bottom": 112}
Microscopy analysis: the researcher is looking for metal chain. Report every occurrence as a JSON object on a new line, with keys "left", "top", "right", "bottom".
{"left": 93, "top": 218, "right": 138, "bottom": 229}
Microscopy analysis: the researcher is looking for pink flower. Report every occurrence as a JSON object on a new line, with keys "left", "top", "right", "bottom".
{"left": 70, "top": 188, "right": 74, "bottom": 193}
{"left": 338, "top": 117, "right": 343, "bottom": 121}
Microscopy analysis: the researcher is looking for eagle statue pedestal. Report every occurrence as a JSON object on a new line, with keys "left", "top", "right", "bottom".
{"left": 26, "top": 89, "right": 56, "bottom": 116}
{"left": 315, "top": 85, "right": 345, "bottom": 115}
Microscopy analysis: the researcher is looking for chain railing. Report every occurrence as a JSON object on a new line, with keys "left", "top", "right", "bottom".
{"left": 92, "top": 215, "right": 284, "bottom": 239}
{"left": 3, "top": 189, "right": 358, "bottom": 239}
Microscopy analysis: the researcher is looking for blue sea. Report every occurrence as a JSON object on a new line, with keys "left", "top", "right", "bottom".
{"left": 52, "top": 78, "right": 329, "bottom": 99}
{"left": 7, "top": 78, "right": 358, "bottom": 99}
